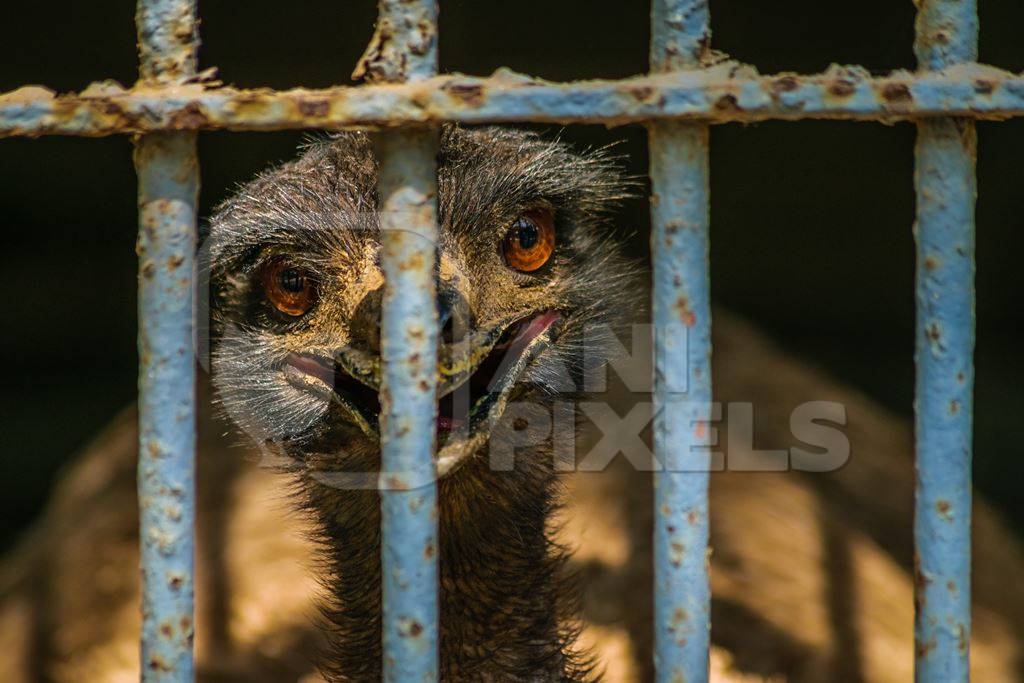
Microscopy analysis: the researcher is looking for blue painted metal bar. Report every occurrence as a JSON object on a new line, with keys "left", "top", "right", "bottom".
{"left": 649, "top": 2, "right": 713, "bottom": 682}
{"left": 6, "top": 64, "right": 1024, "bottom": 137}
{"left": 376, "top": 129, "right": 441, "bottom": 683}
{"left": 364, "top": 2, "right": 441, "bottom": 681}
{"left": 913, "top": 1, "right": 978, "bottom": 682}
{"left": 135, "top": 0, "right": 199, "bottom": 681}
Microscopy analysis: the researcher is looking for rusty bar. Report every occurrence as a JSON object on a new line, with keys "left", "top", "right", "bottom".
{"left": 913, "top": 2, "right": 977, "bottom": 681}
{"left": 3, "top": 64, "right": 1024, "bottom": 137}
{"left": 367, "top": 1, "right": 441, "bottom": 681}
{"left": 649, "top": 2, "right": 712, "bottom": 682}
{"left": 135, "top": 0, "right": 199, "bottom": 681}
{"left": 376, "top": 129, "right": 441, "bottom": 683}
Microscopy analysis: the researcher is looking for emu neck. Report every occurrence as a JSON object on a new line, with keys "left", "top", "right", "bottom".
{"left": 303, "top": 448, "right": 586, "bottom": 682}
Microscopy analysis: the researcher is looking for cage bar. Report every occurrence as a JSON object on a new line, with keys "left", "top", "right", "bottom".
{"left": 0, "top": 0, "right": 998, "bottom": 677}
{"left": 649, "top": 2, "right": 713, "bottom": 682}
{"left": 367, "top": 1, "right": 442, "bottom": 681}
{"left": 134, "top": 0, "right": 199, "bottom": 681}
{"left": 913, "top": 2, "right": 978, "bottom": 681}
{"left": 5, "top": 66, "right": 1024, "bottom": 137}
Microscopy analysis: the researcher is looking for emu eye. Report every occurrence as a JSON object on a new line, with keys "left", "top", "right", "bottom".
{"left": 502, "top": 209, "right": 555, "bottom": 273}
{"left": 261, "top": 258, "right": 317, "bottom": 317}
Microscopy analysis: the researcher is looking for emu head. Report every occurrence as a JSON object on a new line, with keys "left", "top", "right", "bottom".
{"left": 206, "top": 126, "right": 638, "bottom": 475}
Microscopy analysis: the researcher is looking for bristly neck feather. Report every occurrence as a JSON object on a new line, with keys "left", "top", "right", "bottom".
{"left": 298, "top": 443, "right": 594, "bottom": 682}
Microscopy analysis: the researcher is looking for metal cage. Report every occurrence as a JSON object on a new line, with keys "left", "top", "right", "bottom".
{"left": 0, "top": 0, "right": 1002, "bottom": 680}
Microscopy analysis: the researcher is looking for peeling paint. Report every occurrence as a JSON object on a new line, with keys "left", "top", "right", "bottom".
{"left": 3, "top": 63, "right": 1024, "bottom": 137}
{"left": 650, "top": 3, "right": 712, "bottom": 682}
{"left": 134, "top": 2, "right": 199, "bottom": 681}
{"left": 370, "top": 3, "right": 441, "bottom": 681}
{"left": 913, "top": 2, "right": 976, "bottom": 682}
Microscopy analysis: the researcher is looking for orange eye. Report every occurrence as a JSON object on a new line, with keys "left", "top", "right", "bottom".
{"left": 502, "top": 209, "right": 555, "bottom": 273}
{"left": 261, "top": 258, "right": 317, "bottom": 317}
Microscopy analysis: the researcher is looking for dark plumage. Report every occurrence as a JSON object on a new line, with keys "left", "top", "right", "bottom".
{"left": 205, "top": 126, "right": 642, "bottom": 681}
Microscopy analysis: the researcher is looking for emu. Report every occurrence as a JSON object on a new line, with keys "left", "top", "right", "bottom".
{"left": 1, "top": 129, "right": 1022, "bottom": 682}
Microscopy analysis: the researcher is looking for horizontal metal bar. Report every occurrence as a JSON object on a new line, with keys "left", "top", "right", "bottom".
{"left": 3, "top": 62, "right": 1024, "bottom": 137}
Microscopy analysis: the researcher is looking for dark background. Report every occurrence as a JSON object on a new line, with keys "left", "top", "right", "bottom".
{"left": 1, "top": 2, "right": 1020, "bottom": 551}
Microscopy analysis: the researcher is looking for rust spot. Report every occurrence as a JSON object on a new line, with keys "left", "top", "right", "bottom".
{"left": 167, "top": 254, "right": 184, "bottom": 270}
{"left": 401, "top": 252, "right": 425, "bottom": 271}
{"left": 974, "top": 79, "right": 996, "bottom": 95}
{"left": 629, "top": 85, "right": 655, "bottom": 102}
{"left": 956, "top": 372, "right": 965, "bottom": 383}
{"left": 882, "top": 82, "right": 912, "bottom": 103}
{"left": 676, "top": 296, "right": 697, "bottom": 327}
{"left": 149, "top": 655, "right": 173, "bottom": 672}
{"left": 668, "top": 607, "right": 689, "bottom": 638}
{"left": 410, "top": 87, "right": 432, "bottom": 109}
{"left": 924, "top": 255, "right": 940, "bottom": 271}
{"left": 828, "top": 79, "right": 856, "bottom": 97}
{"left": 231, "top": 94, "right": 271, "bottom": 118}
{"left": 444, "top": 82, "right": 485, "bottom": 107}
{"left": 670, "top": 541, "right": 685, "bottom": 567}
{"left": 168, "top": 574, "right": 184, "bottom": 591}
{"left": 936, "top": 499, "right": 953, "bottom": 520}
{"left": 714, "top": 93, "right": 740, "bottom": 113}
{"left": 512, "top": 417, "right": 530, "bottom": 431}
{"left": 772, "top": 76, "right": 799, "bottom": 93}
{"left": 424, "top": 543, "right": 436, "bottom": 559}
{"left": 168, "top": 101, "right": 208, "bottom": 129}
{"left": 667, "top": 525, "right": 676, "bottom": 533}
{"left": 385, "top": 475, "right": 408, "bottom": 491}
{"left": 407, "top": 620, "right": 424, "bottom": 637}
{"left": 916, "top": 638, "right": 937, "bottom": 659}
{"left": 141, "top": 261, "right": 156, "bottom": 280}
{"left": 914, "top": 552, "right": 932, "bottom": 590}
{"left": 160, "top": 622, "right": 174, "bottom": 639}
{"left": 687, "top": 510, "right": 699, "bottom": 526}
{"left": 297, "top": 98, "right": 329, "bottom": 118}
{"left": 949, "top": 399, "right": 959, "bottom": 415}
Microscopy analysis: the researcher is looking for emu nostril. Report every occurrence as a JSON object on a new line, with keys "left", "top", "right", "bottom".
{"left": 440, "top": 315, "right": 458, "bottom": 345}
{"left": 437, "top": 283, "right": 472, "bottom": 344}
{"left": 349, "top": 286, "right": 384, "bottom": 354}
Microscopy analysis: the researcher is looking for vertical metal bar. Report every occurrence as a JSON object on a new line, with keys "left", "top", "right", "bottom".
{"left": 135, "top": 0, "right": 199, "bottom": 681}
{"left": 649, "top": 2, "right": 713, "bottom": 682}
{"left": 376, "top": 129, "right": 441, "bottom": 683}
{"left": 913, "top": 2, "right": 978, "bottom": 682}
{"left": 358, "top": 2, "right": 441, "bottom": 681}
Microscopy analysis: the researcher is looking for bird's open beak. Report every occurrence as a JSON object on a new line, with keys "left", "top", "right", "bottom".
{"left": 283, "top": 310, "right": 562, "bottom": 476}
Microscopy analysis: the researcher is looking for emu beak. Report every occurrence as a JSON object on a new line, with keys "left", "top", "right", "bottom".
{"left": 282, "top": 282, "right": 562, "bottom": 476}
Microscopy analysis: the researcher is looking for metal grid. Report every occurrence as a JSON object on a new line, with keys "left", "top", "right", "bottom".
{"left": 0, "top": 0, "right": 997, "bottom": 680}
